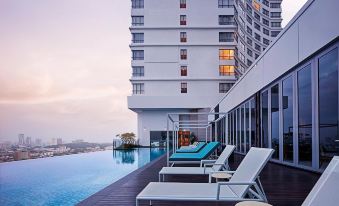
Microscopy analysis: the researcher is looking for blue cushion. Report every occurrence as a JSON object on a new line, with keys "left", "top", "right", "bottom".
{"left": 176, "top": 142, "right": 206, "bottom": 153}
{"left": 169, "top": 142, "right": 220, "bottom": 161}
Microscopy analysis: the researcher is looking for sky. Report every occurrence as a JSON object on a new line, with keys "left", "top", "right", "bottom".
{"left": 0, "top": 0, "right": 308, "bottom": 143}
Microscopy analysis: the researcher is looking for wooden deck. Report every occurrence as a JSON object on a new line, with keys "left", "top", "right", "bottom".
{"left": 78, "top": 153, "right": 320, "bottom": 206}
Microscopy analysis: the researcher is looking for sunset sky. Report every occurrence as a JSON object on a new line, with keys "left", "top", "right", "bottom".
{"left": 0, "top": 0, "right": 307, "bottom": 143}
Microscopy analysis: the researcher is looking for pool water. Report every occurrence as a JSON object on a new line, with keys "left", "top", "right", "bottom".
{"left": 0, "top": 148, "right": 165, "bottom": 206}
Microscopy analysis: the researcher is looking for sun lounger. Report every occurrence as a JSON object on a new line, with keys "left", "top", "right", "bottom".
{"left": 176, "top": 142, "right": 206, "bottom": 153}
{"left": 159, "top": 145, "right": 235, "bottom": 181}
{"left": 169, "top": 142, "right": 220, "bottom": 165}
{"left": 136, "top": 147, "right": 274, "bottom": 205}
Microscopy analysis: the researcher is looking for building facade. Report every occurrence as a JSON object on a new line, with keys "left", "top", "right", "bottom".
{"left": 211, "top": 0, "right": 339, "bottom": 172}
{"left": 128, "top": 0, "right": 282, "bottom": 146}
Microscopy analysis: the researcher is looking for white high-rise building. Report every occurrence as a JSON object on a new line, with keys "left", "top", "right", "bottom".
{"left": 128, "top": 0, "right": 282, "bottom": 146}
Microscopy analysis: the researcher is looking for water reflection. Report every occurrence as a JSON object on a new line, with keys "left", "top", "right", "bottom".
{"left": 113, "top": 149, "right": 136, "bottom": 164}
{"left": 112, "top": 148, "right": 166, "bottom": 165}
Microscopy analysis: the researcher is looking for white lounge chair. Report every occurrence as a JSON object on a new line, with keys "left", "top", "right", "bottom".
{"left": 159, "top": 145, "right": 236, "bottom": 182}
{"left": 136, "top": 147, "right": 274, "bottom": 206}
{"left": 302, "top": 156, "right": 339, "bottom": 206}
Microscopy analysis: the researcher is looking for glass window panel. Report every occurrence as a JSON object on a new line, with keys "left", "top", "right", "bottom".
{"left": 282, "top": 76, "right": 294, "bottom": 162}
{"left": 297, "top": 64, "right": 312, "bottom": 167}
{"left": 251, "top": 98, "right": 257, "bottom": 147}
{"left": 241, "top": 106, "right": 245, "bottom": 153}
{"left": 245, "top": 102, "right": 250, "bottom": 152}
{"left": 271, "top": 84, "right": 280, "bottom": 159}
{"left": 319, "top": 48, "right": 339, "bottom": 170}
{"left": 262, "top": 91, "right": 269, "bottom": 148}
{"left": 237, "top": 108, "right": 241, "bottom": 151}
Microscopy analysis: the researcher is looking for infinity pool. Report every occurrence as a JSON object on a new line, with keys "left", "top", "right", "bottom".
{"left": 0, "top": 148, "right": 165, "bottom": 206}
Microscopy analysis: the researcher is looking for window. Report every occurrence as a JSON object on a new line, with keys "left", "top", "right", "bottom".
{"left": 180, "top": 15, "right": 186, "bottom": 25}
{"left": 271, "top": 22, "right": 281, "bottom": 27}
{"left": 297, "top": 64, "right": 312, "bottom": 167}
{"left": 247, "top": 59, "right": 252, "bottom": 66}
{"left": 180, "top": 32, "right": 187, "bottom": 42}
{"left": 239, "top": 17, "right": 245, "bottom": 27}
{"left": 254, "top": 22, "right": 260, "bottom": 31}
{"left": 132, "top": 33, "right": 144, "bottom": 43}
{"left": 246, "top": 26, "right": 252, "bottom": 35}
{"left": 255, "top": 33, "right": 261, "bottom": 41}
{"left": 262, "top": 0, "right": 269, "bottom": 7}
{"left": 180, "top": 0, "right": 186, "bottom": 8}
{"left": 255, "top": 53, "right": 259, "bottom": 59}
{"left": 132, "top": 0, "right": 144, "bottom": 9}
{"left": 132, "top": 50, "right": 144, "bottom": 60}
{"left": 247, "top": 48, "right": 253, "bottom": 57}
{"left": 246, "top": 4, "right": 252, "bottom": 14}
{"left": 271, "top": 84, "right": 280, "bottom": 160}
{"left": 282, "top": 76, "right": 294, "bottom": 163}
{"left": 271, "top": 31, "right": 280, "bottom": 37}
{"left": 270, "top": 3, "right": 281, "bottom": 8}
{"left": 253, "top": 1, "right": 260, "bottom": 11}
{"left": 255, "top": 43, "right": 261, "bottom": 51}
{"left": 318, "top": 48, "right": 338, "bottom": 169}
{"left": 219, "top": 15, "right": 234, "bottom": 25}
{"left": 132, "top": 16, "right": 144, "bottom": 26}
{"left": 219, "top": 49, "right": 234, "bottom": 60}
{"left": 246, "top": 15, "right": 252, "bottom": 24}
{"left": 219, "top": 32, "right": 234, "bottom": 42}
{"left": 239, "top": 52, "right": 245, "bottom": 62}
{"left": 271, "top": 12, "right": 281, "bottom": 18}
{"left": 262, "top": 8, "right": 269, "bottom": 16}
{"left": 254, "top": 12, "right": 260, "bottom": 21}
{"left": 219, "top": 83, "right": 232, "bottom": 93}
{"left": 263, "top": 28, "right": 269, "bottom": 35}
{"left": 247, "top": 37, "right": 252, "bottom": 46}
{"left": 261, "top": 90, "right": 269, "bottom": 148}
{"left": 132, "top": 83, "right": 144, "bottom": 94}
{"left": 250, "top": 99, "right": 256, "bottom": 147}
{"left": 132, "top": 66, "right": 144, "bottom": 77}
{"left": 263, "top": 38, "right": 270, "bottom": 45}
{"left": 181, "top": 82, "right": 187, "bottom": 93}
{"left": 180, "top": 66, "right": 187, "bottom": 76}
{"left": 263, "top": 18, "right": 269, "bottom": 26}
{"left": 218, "top": 0, "right": 234, "bottom": 8}
{"left": 219, "top": 65, "right": 235, "bottom": 76}
{"left": 180, "top": 49, "right": 187, "bottom": 60}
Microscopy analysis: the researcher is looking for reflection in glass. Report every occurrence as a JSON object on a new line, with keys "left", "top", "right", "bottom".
{"left": 271, "top": 84, "right": 280, "bottom": 159}
{"left": 245, "top": 102, "right": 250, "bottom": 152}
{"left": 298, "top": 64, "right": 312, "bottom": 167}
{"left": 228, "top": 113, "right": 232, "bottom": 145}
{"left": 233, "top": 111, "right": 236, "bottom": 145}
{"left": 262, "top": 91, "right": 269, "bottom": 148}
{"left": 283, "top": 76, "right": 294, "bottom": 162}
{"left": 241, "top": 106, "right": 245, "bottom": 153}
{"left": 251, "top": 99, "right": 256, "bottom": 147}
{"left": 319, "top": 48, "right": 338, "bottom": 169}
{"left": 237, "top": 108, "right": 241, "bottom": 151}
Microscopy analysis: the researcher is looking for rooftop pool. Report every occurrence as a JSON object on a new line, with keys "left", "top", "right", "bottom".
{"left": 0, "top": 148, "right": 165, "bottom": 206}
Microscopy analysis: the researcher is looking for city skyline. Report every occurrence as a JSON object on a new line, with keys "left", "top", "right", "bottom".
{"left": 0, "top": 0, "right": 307, "bottom": 143}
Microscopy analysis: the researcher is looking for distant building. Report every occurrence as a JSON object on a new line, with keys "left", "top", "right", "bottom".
{"left": 25, "top": 137, "right": 32, "bottom": 146}
{"left": 50, "top": 138, "right": 57, "bottom": 145}
{"left": 18, "top": 134, "right": 24, "bottom": 145}
{"left": 72, "top": 139, "right": 84, "bottom": 143}
{"left": 14, "top": 151, "right": 30, "bottom": 161}
{"left": 35, "top": 138, "right": 42, "bottom": 146}
{"left": 57, "top": 138, "right": 63, "bottom": 145}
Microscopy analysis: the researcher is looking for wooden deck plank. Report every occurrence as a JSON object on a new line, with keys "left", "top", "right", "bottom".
{"left": 78, "top": 153, "right": 320, "bottom": 206}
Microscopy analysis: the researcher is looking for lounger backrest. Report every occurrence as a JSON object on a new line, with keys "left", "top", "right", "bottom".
{"left": 228, "top": 147, "right": 274, "bottom": 198}
{"left": 212, "top": 145, "right": 235, "bottom": 171}
{"left": 302, "top": 156, "right": 339, "bottom": 206}
{"left": 199, "top": 142, "right": 220, "bottom": 159}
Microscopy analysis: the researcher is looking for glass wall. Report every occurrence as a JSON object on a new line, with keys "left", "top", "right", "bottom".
{"left": 261, "top": 91, "right": 269, "bottom": 148}
{"left": 297, "top": 64, "right": 313, "bottom": 167}
{"left": 245, "top": 102, "right": 250, "bottom": 152}
{"left": 241, "top": 106, "right": 245, "bottom": 153}
{"left": 318, "top": 48, "right": 338, "bottom": 169}
{"left": 250, "top": 98, "right": 256, "bottom": 147}
{"left": 271, "top": 84, "right": 280, "bottom": 160}
{"left": 237, "top": 108, "right": 241, "bottom": 151}
{"left": 282, "top": 76, "right": 294, "bottom": 163}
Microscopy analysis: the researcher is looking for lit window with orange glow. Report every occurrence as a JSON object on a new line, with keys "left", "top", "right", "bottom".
{"left": 219, "top": 65, "right": 235, "bottom": 76}
{"left": 253, "top": 1, "right": 261, "bottom": 11}
{"left": 219, "top": 49, "right": 234, "bottom": 60}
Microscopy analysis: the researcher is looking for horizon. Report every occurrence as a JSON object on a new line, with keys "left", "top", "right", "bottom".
{"left": 0, "top": 0, "right": 307, "bottom": 143}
